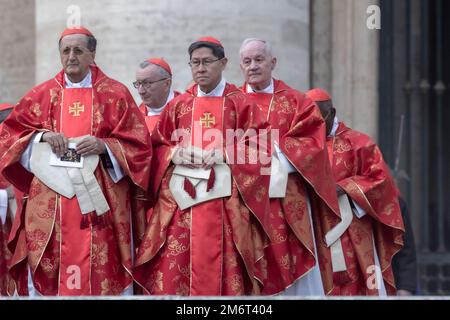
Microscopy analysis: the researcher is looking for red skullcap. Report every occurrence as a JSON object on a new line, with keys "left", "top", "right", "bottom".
{"left": 305, "top": 88, "right": 332, "bottom": 102}
{"left": 194, "top": 36, "right": 223, "bottom": 48}
{"left": 60, "top": 26, "right": 94, "bottom": 40}
{"left": 146, "top": 58, "right": 172, "bottom": 76}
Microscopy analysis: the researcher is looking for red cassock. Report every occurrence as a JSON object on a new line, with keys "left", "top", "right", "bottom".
{"left": 242, "top": 80, "right": 341, "bottom": 295}
{"left": 0, "top": 66, "right": 152, "bottom": 295}
{"left": 134, "top": 83, "right": 272, "bottom": 296}
{"left": 325, "top": 122, "right": 404, "bottom": 295}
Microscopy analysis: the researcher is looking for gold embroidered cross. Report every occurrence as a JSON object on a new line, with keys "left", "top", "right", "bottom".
{"left": 69, "top": 102, "right": 85, "bottom": 117}
{"left": 200, "top": 112, "right": 216, "bottom": 128}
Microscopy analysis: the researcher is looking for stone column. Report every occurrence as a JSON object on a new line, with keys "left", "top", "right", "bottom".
{"left": 311, "top": 0, "right": 379, "bottom": 140}
{"left": 310, "top": 0, "right": 332, "bottom": 93}
{"left": 35, "top": 0, "right": 310, "bottom": 103}
{"left": 0, "top": 0, "right": 36, "bottom": 104}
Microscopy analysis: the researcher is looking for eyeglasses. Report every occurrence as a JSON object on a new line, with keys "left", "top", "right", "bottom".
{"left": 188, "top": 58, "right": 222, "bottom": 68}
{"left": 133, "top": 78, "right": 169, "bottom": 90}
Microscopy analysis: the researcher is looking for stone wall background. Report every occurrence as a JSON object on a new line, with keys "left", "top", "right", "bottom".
{"left": 31, "top": 0, "right": 310, "bottom": 104}
{"left": 0, "top": 0, "right": 381, "bottom": 139}
{"left": 0, "top": 0, "right": 36, "bottom": 104}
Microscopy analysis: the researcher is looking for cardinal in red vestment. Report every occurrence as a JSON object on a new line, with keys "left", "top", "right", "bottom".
{"left": 306, "top": 88, "right": 404, "bottom": 295}
{"left": 133, "top": 58, "right": 181, "bottom": 224}
{"left": 239, "top": 39, "right": 341, "bottom": 295}
{"left": 134, "top": 37, "right": 272, "bottom": 296}
{"left": 0, "top": 27, "right": 152, "bottom": 296}
{"left": 135, "top": 57, "right": 181, "bottom": 135}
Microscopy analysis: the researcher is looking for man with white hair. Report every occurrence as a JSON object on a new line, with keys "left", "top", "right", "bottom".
{"left": 239, "top": 38, "right": 341, "bottom": 296}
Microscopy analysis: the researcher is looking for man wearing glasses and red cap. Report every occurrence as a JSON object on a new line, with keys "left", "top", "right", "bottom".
{"left": 134, "top": 58, "right": 181, "bottom": 134}
{"left": 134, "top": 37, "right": 272, "bottom": 296}
{"left": 0, "top": 27, "right": 152, "bottom": 296}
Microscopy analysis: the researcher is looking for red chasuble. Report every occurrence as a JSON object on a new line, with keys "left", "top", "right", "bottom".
{"left": 58, "top": 88, "right": 92, "bottom": 295}
{"left": 136, "top": 104, "right": 160, "bottom": 224}
{"left": 242, "top": 80, "right": 341, "bottom": 295}
{"left": 189, "top": 97, "right": 224, "bottom": 295}
{"left": 0, "top": 66, "right": 152, "bottom": 295}
{"left": 0, "top": 169, "right": 16, "bottom": 296}
{"left": 134, "top": 83, "right": 272, "bottom": 296}
{"left": 326, "top": 122, "right": 404, "bottom": 295}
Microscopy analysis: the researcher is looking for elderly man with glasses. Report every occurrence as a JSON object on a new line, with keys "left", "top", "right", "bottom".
{"left": 134, "top": 58, "right": 180, "bottom": 135}
{"left": 134, "top": 37, "right": 272, "bottom": 296}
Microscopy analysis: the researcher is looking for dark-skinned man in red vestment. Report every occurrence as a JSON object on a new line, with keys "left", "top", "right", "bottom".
{"left": 306, "top": 88, "right": 404, "bottom": 295}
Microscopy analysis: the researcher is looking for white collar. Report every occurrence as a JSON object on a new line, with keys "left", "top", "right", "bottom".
{"left": 246, "top": 78, "right": 274, "bottom": 94}
{"left": 147, "top": 90, "right": 174, "bottom": 116}
{"left": 65, "top": 70, "right": 92, "bottom": 88}
{"left": 197, "top": 78, "right": 226, "bottom": 97}
{"left": 328, "top": 116, "right": 339, "bottom": 137}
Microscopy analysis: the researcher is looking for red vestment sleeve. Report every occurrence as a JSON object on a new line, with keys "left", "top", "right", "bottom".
{"left": 0, "top": 88, "right": 53, "bottom": 193}
{"left": 337, "top": 130, "right": 404, "bottom": 231}
{"left": 102, "top": 90, "right": 152, "bottom": 191}
{"left": 278, "top": 92, "right": 340, "bottom": 218}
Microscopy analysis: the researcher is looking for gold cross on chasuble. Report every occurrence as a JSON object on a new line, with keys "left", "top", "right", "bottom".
{"left": 200, "top": 112, "right": 216, "bottom": 128}
{"left": 69, "top": 102, "right": 85, "bottom": 117}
